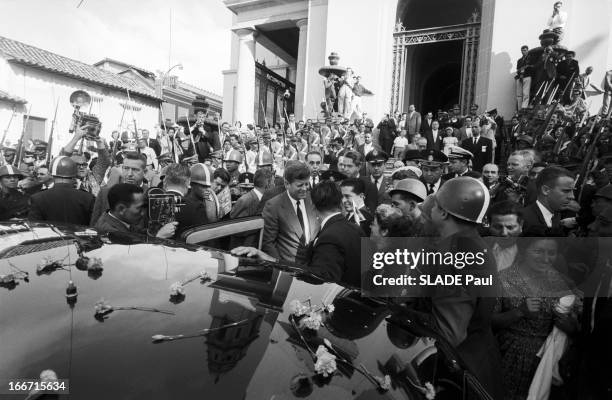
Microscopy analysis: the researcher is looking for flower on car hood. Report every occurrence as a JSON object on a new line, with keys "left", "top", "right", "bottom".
{"left": 87, "top": 257, "right": 103, "bottom": 271}
{"left": 301, "top": 311, "right": 323, "bottom": 331}
{"left": 94, "top": 298, "right": 113, "bottom": 316}
{"left": 289, "top": 299, "right": 310, "bottom": 317}
{"left": 374, "top": 375, "right": 392, "bottom": 391}
{"left": 169, "top": 282, "right": 185, "bottom": 297}
{"left": 314, "top": 345, "right": 337, "bottom": 377}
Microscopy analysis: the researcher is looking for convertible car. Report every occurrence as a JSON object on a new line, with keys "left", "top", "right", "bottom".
{"left": 0, "top": 220, "right": 492, "bottom": 399}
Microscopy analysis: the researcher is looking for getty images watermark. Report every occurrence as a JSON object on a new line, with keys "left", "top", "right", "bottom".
{"left": 361, "top": 237, "right": 612, "bottom": 298}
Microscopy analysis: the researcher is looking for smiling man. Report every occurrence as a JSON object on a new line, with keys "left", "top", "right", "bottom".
{"left": 262, "top": 161, "right": 320, "bottom": 263}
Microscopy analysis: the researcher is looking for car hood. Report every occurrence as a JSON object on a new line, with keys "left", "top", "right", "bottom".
{"left": 0, "top": 221, "right": 454, "bottom": 400}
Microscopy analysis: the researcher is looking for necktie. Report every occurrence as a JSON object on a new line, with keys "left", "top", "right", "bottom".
{"left": 374, "top": 178, "right": 379, "bottom": 189}
{"left": 473, "top": 137, "right": 477, "bottom": 145}
{"left": 427, "top": 184, "right": 435, "bottom": 195}
{"left": 296, "top": 201, "right": 305, "bottom": 243}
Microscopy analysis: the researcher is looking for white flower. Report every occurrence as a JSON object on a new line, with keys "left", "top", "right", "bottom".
{"left": 40, "top": 369, "right": 58, "bottom": 382}
{"left": 314, "top": 345, "right": 337, "bottom": 377}
{"left": 324, "top": 303, "right": 335, "bottom": 313}
{"left": 199, "top": 271, "right": 211, "bottom": 281}
{"left": 374, "top": 375, "right": 392, "bottom": 391}
{"left": 289, "top": 299, "right": 310, "bottom": 317}
{"left": 151, "top": 334, "right": 168, "bottom": 342}
{"left": 424, "top": 382, "right": 436, "bottom": 399}
{"left": 87, "top": 257, "right": 103, "bottom": 271}
{"left": 94, "top": 299, "right": 113, "bottom": 315}
{"left": 169, "top": 282, "right": 185, "bottom": 296}
{"left": 301, "top": 311, "right": 323, "bottom": 330}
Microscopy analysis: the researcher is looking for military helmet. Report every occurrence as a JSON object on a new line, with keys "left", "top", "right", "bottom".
{"left": 389, "top": 178, "right": 427, "bottom": 202}
{"left": 0, "top": 164, "right": 25, "bottom": 179}
{"left": 256, "top": 151, "right": 274, "bottom": 167}
{"left": 225, "top": 149, "right": 243, "bottom": 164}
{"left": 190, "top": 163, "right": 214, "bottom": 186}
{"left": 435, "top": 176, "right": 490, "bottom": 223}
{"left": 50, "top": 156, "right": 77, "bottom": 178}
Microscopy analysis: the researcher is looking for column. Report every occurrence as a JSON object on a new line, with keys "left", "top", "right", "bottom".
{"left": 235, "top": 28, "right": 257, "bottom": 125}
{"left": 294, "top": 19, "right": 308, "bottom": 120}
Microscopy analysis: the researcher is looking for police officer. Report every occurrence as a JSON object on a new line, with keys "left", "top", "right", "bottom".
{"left": 28, "top": 156, "right": 95, "bottom": 225}
{"left": 418, "top": 149, "right": 448, "bottom": 195}
{"left": 442, "top": 146, "right": 473, "bottom": 181}
{"left": 423, "top": 176, "right": 502, "bottom": 399}
{"left": 2, "top": 146, "right": 17, "bottom": 165}
{"left": 0, "top": 165, "right": 30, "bottom": 220}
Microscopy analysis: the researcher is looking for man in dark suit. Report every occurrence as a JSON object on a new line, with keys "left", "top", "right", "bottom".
{"left": 424, "top": 120, "right": 443, "bottom": 151}
{"left": 365, "top": 150, "right": 391, "bottom": 204}
{"left": 231, "top": 169, "right": 273, "bottom": 219}
{"left": 94, "top": 183, "right": 176, "bottom": 238}
{"left": 356, "top": 132, "right": 381, "bottom": 158}
{"left": 29, "top": 156, "right": 94, "bottom": 226}
{"left": 142, "top": 129, "right": 161, "bottom": 157}
{"left": 232, "top": 181, "right": 363, "bottom": 287}
{"left": 376, "top": 114, "right": 397, "bottom": 154}
{"left": 460, "top": 122, "right": 493, "bottom": 172}
{"left": 556, "top": 51, "right": 580, "bottom": 103}
{"left": 90, "top": 152, "right": 149, "bottom": 226}
{"left": 340, "top": 178, "right": 373, "bottom": 236}
{"left": 161, "top": 163, "right": 210, "bottom": 240}
{"left": 338, "top": 149, "right": 379, "bottom": 213}
{"left": 420, "top": 112, "right": 434, "bottom": 134}
{"left": 521, "top": 166, "right": 574, "bottom": 236}
{"left": 262, "top": 161, "right": 320, "bottom": 263}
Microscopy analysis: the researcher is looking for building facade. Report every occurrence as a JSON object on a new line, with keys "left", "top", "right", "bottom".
{"left": 222, "top": 0, "right": 612, "bottom": 122}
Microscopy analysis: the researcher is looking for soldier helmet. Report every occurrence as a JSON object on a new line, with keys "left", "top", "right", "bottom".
{"left": 50, "top": 156, "right": 77, "bottom": 178}
{"left": 435, "top": 176, "right": 490, "bottom": 223}
{"left": 225, "top": 149, "right": 243, "bottom": 164}
{"left": 0, "top": 164, "right": 25, "bottom": 179}
{"left": 256, "top": 151, "right": 274, "bottom": 167}
{"left": 190, "top": 163, "right": 214, "bottom": 186}
{"left": 389, "top": 178, "right": 427, "bottom": 202}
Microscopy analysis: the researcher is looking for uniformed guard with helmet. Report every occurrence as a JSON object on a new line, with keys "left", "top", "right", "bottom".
{"left": 225, "top": 149, "right": 243, "bottom": 202}
{"left": 0, "top": 164, "right": 30, "bottom": 220}
{"left": 188, "top": 163, "right": 220, "bottom": 223}
{"left": 28, "top": 156, "right": 95, "bottom": 225}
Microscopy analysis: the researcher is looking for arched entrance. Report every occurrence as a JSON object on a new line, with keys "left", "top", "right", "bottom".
{"left": 391, "top": 0, "right": 482, "bottom": 114}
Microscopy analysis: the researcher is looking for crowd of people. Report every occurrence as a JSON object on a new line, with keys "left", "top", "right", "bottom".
{"left": 3, "top": 27, "right": 612, "bottom": 399}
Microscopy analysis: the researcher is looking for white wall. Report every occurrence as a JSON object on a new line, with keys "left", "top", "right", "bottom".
{"left": 0, "top": 57, "right": 160, "bottom": 157}
{"left": 480, "top": 0, "right": 612, "bottom": 117}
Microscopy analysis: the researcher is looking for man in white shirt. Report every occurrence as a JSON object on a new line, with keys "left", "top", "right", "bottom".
{"left": 521, "top": 166, "right": 574, "bottom": 235}
{"left": 137, "top": 138, "right": 158, "bottom": 171}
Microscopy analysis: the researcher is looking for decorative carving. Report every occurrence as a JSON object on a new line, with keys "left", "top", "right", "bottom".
{"left": 390, "top": 18, "right": 480, "bottom": 114}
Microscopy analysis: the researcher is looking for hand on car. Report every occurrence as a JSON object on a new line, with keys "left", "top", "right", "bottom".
{"left": 231, "top": 246, "right": 276, "bottom": 262}
{"left": 156, "top": 222, "right": 178, "bottom": 239}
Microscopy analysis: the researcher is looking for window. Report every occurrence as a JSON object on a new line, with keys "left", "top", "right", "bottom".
{"left": 24, "top": 116, "right": 46, "bottom": 143}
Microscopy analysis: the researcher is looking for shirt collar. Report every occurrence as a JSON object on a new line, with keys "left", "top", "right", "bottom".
{"left": 321, "top": 212, "right": 342, "bottom": 229}
{"left": 536, "top": 200, "right": 554, "bottom": 227}
{"left": 108, "top": 211, "right": 131, "bottom": 229}
{"left": 253, "top": 187, "right": 263, "bottom": 201}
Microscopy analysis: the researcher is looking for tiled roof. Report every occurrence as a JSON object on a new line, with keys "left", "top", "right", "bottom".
{"left": 93, "top": 58, "right": 156, "bottom": 78}
{"left": 0, "top": 89, "right": 27, "bottom": 104}
{"left": 0, "top": 36, "right": 161, "bottom": 101}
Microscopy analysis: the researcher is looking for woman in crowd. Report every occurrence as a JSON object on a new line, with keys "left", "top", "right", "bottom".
{"left": 492, "top": 237, "right": 581, "bottom": 399}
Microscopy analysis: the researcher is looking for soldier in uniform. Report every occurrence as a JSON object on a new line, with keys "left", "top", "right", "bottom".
{"left": 2, "top": 146, "right": 16, "bottom": 165}
{"left": 28, "top": 156, "right": 95, "bottom": 226}
{"left": 224, "top": 149, "right": 243, "bottom": 202}
{"left": 442, "top": 146, "right": 473, "bottom": 181}
{"left": 0, "top": 165, "right": 30, "bottom": 220}
{"left": 418, "top": 149, "right": 448, "bottom": 195}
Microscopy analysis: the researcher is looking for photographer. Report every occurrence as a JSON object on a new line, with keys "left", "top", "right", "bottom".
{"left": 60, "top": 123, "right": 110, "bottom": 194}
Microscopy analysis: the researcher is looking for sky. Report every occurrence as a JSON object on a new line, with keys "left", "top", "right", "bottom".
{"left": 0, "top": 0, "right": 233, "bottom": 95}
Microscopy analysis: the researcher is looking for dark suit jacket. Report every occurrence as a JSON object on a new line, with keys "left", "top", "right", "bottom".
{"left": 371, "top": 175, "right": 391, "bottom": 204}
{"left": 521, "top": 201, "right": 563, "bottom": 236}
{"left": 421, "top": 118, "right": 434, "bottom": 134}
{"left": 256, "top": 185, "right": 285, "bottom": 215}
{"left": 424, "top": 130, "right": 443, "bottom": 151}
{"left": 306, "top": 214, "right": 363, "bottom": 287}
{"left": 346, "top": 206, "right": 372, "bottom": 237}
{"left": 90, "top": 183, "right": 149, "bottom": 226}
{"left": 231, "top": 189, "right": 261, "bottom": 219}
{"left": 29, "top": 182, "right": 95, "bottom": 226}
{"left": 174, "top": 191, "right": 210, "bottom": 240}
{"left": 262, "top": 192, "right": 320, "bottom": 263}
{"left": 359, "top": 175, "right": 379, "bottom": 213}
{"left": 460, "top": 136, "right": 493, "bottom": 172}
{"left": 94, "top": 212, "right": 131, "bottom": 235}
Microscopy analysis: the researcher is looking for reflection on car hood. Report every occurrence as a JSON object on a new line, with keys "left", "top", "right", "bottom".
{"left": 0, "top": 221, "right": 454, "bottom": 400}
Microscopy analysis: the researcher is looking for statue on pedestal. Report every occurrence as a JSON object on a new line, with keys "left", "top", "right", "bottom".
{"left": 545, "top": 1, "right": 567, "bottom": 43}
{"left": 319, "top": 52, "right": 347, "bottom": 117}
